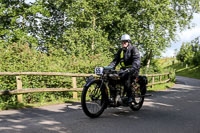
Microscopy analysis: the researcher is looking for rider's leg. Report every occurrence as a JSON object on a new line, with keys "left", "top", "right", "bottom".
{"left": 108, "top": 80, "right": 117, "bottom": 104}
{"left": 124, "top": 73, "right": 135, "bottom": 103}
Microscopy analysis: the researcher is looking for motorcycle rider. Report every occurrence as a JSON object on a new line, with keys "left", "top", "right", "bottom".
{"left": 109, "top": 34, "right": 141, "bottom": 104}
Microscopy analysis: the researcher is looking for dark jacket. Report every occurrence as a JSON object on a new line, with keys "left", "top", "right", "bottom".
{"left": 109, "top": 44, "right": 140, "bottom": 73}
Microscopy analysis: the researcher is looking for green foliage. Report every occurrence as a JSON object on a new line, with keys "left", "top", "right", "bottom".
{"left": 141, "top": 59, "right": 164, "bottom": 74}
{"left": 1, "top": 0, "right": 199, "bottom": 55}
{"left": 0, "top": 42, "right": 112, "bottom": 109}
{"left": 148, "top": 82, "right": 175, "bottom": 92}
{"left": 165, "top": 56, "right": 200, "bottom": 80}
{"left": 173, "top": 64, "right": 200, "bottom": 79}
{"left": 177, "top": 36, "right": 200, "bottom": 66}
{"left": 140, "top": 57, "right": 177, "bottom": 74}
{"left": 177, "top": 42, "right": 194, "bottom": 65}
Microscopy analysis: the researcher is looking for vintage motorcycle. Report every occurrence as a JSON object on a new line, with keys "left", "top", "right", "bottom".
{"left": 81, "top": 66, "right": 148, "bottom": 118}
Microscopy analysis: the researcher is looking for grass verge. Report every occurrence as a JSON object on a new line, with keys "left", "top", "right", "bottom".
{"left": 175, "top": 65, "right": 200, "bottom": 79}
{"left": 147, "top": 82, "right": 175, "bottom": 92}
{"left": 0, "top": 97, "right": 80, "bottom": 111}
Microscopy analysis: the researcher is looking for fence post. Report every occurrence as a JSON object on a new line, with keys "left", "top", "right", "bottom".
{"left": 16, "top": 76, "right": 23, "bottom": 103}
{"left": 152, "top": 76, "right": 155, "bottom": 89}
{"left": 168, "top": 73, "right": 170, "bottom": 81}
{"left": 72, "top": 77, "right": 78, "bottom": 99}
{"left": 159, "top": 75, "right": 162, "bottom": 82}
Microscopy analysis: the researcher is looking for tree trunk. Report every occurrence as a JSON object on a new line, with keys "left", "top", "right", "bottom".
{"left": 146, "top": 50, "right": 153, "bottom": 68}
{"left": 92, "top": 15, "right": 95, "bottom": 50}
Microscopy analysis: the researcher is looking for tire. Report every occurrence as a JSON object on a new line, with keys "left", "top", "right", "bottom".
{"left": 130, "top": 83, "right": 146, "bottom": 111}
{"left": 81, "top": 79, "right": 107, "bottom": 118}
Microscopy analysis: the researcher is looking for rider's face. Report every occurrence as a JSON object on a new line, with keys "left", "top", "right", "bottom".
{"left": 121, "top": 41, "right": 129, "bottom": 48}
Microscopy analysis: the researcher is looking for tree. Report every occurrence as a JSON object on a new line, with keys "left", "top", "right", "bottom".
{"left": 177, "top": 42, "right": 194, "bottom": 65}
{"left": 0, "top": 0, "right": 35, "bottom": 45}
{"left": 26, "top": 0, "right": 69, "bottom": 48}
{"left": 1, "top": 0, "right": 200, "bottom": 68}
{"left": 177, "top": 36, "right": 200, "bottom": 66}
{"left": 191, "top": 36, "right": 200, "bottom": 65}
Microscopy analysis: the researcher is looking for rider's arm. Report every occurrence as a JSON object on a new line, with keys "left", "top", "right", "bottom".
{"left": 109, "top": 49, "right": 122, "bottom": 69}
{"left": 130, "top": 46, "right": 140, "bottom": 72}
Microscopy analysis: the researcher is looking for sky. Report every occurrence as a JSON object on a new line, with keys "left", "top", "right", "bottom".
{"left": 162, "top": 13, "right": 200, "bottom": 57}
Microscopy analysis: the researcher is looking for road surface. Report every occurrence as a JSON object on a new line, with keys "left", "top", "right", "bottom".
{"left": 0, "top": 76, "right": 200, "bottom": 133}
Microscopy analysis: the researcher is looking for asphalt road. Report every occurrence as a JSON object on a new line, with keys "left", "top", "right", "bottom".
{"left": 0, "top": 76, "right": 200, "bottom": 133}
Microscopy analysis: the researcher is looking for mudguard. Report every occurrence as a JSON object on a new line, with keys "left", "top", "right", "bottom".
{"left": 84, "top": 75, "right": 95, "bottom": 87}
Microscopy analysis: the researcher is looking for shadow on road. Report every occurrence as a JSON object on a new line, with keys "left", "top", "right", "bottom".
{"left": 0, "top": 102, "right": 84, "bottom": 132}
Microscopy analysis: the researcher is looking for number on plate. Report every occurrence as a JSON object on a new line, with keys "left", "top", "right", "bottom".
{"left": 95, "top": 67, "right": 103, "bottom": 75}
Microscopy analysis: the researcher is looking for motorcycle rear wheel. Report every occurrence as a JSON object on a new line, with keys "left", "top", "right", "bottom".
{"left": 130, "top": 84, "right": 146, "bottom": 111}
{"left": 81, "top": 80, "right": 107, "bottom": 118}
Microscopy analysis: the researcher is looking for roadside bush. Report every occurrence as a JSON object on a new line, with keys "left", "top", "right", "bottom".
{"left": 0, "top": 42, "right": 112, "bottom": 109}
{"left": 140, "top": 59, "right": 164, "bottom": 74}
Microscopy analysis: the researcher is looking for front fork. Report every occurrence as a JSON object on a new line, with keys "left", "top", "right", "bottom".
{"left": 98, "top": 78, "right": 110, "bottom": 108}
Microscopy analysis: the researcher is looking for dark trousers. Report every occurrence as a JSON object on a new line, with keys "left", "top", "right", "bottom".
{"left": 121, "top": 70, "right": 139, "bottom": 98}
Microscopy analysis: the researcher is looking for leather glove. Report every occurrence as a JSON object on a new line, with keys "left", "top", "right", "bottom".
{"left": 119, "top": 69, "right": 129, "bottom": 79}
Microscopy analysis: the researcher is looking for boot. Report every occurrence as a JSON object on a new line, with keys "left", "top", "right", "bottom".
{"left": 128, "top": 97, "right": 133, "bottom": 103}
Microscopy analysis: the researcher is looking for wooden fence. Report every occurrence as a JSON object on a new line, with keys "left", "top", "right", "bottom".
{"left": 0, "top": 72, "right": 171, "bottom": 103}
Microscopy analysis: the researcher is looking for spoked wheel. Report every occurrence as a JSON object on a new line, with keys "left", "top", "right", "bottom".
{"left": 81, "top": 80, "right": 107, "bottom": 118}
{"left": 130, "top": 83, "right": 146, "bottom": 111}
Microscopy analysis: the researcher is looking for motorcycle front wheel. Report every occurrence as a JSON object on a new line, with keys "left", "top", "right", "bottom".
{"left": 81, "top": 79, "right": 107, "bottom": 118}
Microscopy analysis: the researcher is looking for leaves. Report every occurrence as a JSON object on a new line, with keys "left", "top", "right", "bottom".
{"left": 177, "top": 36, "right": 200, "bottom": 66}
{"left": 1, "top": 0, "right": 199, "bottom": 56}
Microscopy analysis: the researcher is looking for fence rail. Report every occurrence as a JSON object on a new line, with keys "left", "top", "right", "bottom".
{"left": 0, "top": 72, "right": 171, "bottom": 102}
